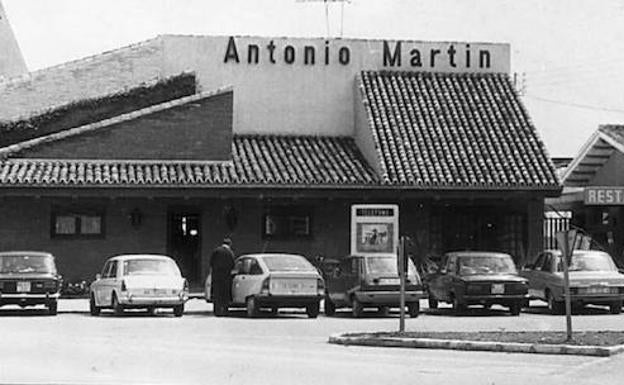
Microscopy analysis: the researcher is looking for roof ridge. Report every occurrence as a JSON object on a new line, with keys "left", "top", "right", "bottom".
{"left": 0, "top": 86, "right": 233, "bottom": 159}
{"left": 0, "top": 36, "right": 163, "bottom": 89}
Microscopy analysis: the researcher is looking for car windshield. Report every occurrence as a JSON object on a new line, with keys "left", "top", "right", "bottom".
{"left": 558, "top": 253, "right": 618, "bottom": 272}
{"left": 365, "top": 256, "right": 417, "bottom": 276}
{"left": 457, "top": 255, "right": 517, "bottom": 275}
{"left": 262, "top": 255, "right": 316, "bottom": 272}
{"left": 0, "top": 255, "right": 56, "bottom": 274}
{"left": 122, "top": 259, "right": 180, "bottom": 276}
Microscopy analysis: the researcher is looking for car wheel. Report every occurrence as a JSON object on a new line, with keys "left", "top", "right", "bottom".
{"left": 610, "top": 301, "right": 622, "bottom": 315}
{"left": 428, "top": 296, "right": 438, "bottom": 309}
{"left": 47, "top": 300, "right": 58, "bottom": 316}
{"left": 452, "top": 295, "right": 466, "bottom": 314}
{"left": 306, "top": 302, "right": 320, "bottom": 318}
{"left": 509, "top": 301, "right": 522, "bottom": 316}
{"left": 408, "top": 302, "right": 420, "bottom": 318}
{"left": 377, "top": 306, "right": 389, "bottom": 316}
{"left": 89, "top": 294, "right": 100, "bottom": 316}
{"left": 269, "top": 306, "right": 279, "bottom": 316}
{"left": 547, "top": 291, "right": 564, "bottom": 315}
{"left": 246, "top": 296, "right": 258, "bottom": 318}
{"left": 351, "top": 297, "right": 363, "bottom": 318}
{"left": 324, "top": 296, "right": 336, "bottom": 316}
{"left": 112, "top": 293, "right": 124, "bottom": 316}
{"left": 173, "top": 304, "right": 184, "bottom": 317}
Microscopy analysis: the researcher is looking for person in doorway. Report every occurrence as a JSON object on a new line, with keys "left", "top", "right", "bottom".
{"left": 209, "top": 237, "right": 236, "bottom": 316}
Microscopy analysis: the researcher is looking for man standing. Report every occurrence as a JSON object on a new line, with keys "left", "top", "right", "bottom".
{"left": 209, "top": 238, "right": 235, "bottom": 316}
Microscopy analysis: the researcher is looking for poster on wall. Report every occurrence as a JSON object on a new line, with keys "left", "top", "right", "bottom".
{"left": 351, "top": 204, "right": 399, "bottom": 256}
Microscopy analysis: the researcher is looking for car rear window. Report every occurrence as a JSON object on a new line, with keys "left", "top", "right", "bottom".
{"left": 558, "top": 252, "right": 618, "bottom": 272}
{"left": 457, "top": 255, "right": 517, "bottom": 275}
{"left": 365, "top": 256, "right": 417, "bottom": 276}
{"left": 0, "top": 255, "right": 56, "bottom": 274}
{"left": 262, "top": 255, "right": 316, "bottom": 272}
{"left": 122, "top": 259, "right": 180, "bottom": 276}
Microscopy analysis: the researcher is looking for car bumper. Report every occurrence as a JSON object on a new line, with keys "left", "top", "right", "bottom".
{"left": 119, "top": 293, "right": 187, "bottom": 307}
{"left": 461, "top": 294, "right": 529, "bottom": 305}
{"left": 0, "top": 292, "right": 60, "bottom": 306}
{"left": 255, "top": 294, "right": 322, "bottom": 307}
{"left": 563, "top": 294, "right": 624, "bottom": 305}
{"left": 354, "top": 290, "right": 426, "bottom": 305}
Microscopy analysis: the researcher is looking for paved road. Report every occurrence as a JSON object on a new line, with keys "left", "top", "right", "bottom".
{"left": 1, "top": 299, "right": 623, "bottom": 384}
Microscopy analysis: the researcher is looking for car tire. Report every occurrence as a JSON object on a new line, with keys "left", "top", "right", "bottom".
{"left": 269, "top": 306, "right": 279, "bottom": 316}
{"left": 452, "top": 295, "right": 466, "bottom": 314}
{"left": 428, "top": 296, "right": 438, "bottom": 310}
{"left": 246, "top": 296, "right": 258, "bottom": 318}
{"left": 509, "top": 301, "right": 522, "bottom": 316}
{"left": 173, "top": 304, "right": 184, "bottom": 317}
{"left": 377, "top": 306, "right": 389, "bottom": 316}
{"left": 48, "top": 300, "right": 58, "bottom": 316}
{"left": 610, "top": 301, "right": 622, "bottom": 315}
{"left": 351, "top": 297, "right": 363, "bottom": 318}
{"left": 547, "top": 291, "right": 564, "bottom": 315}
{"left": 112, "top": 293, "right": 124, "bottom": 316}
{"left": 408, "top": 302, "right": 420, "bottom": 318}
{"left": 324, "top": 296, "right": 336, "bottom": 316}
{"left": 306, "top": 302, "right": 320, "bottom": 318}
{"left": 89, "top": 294, "right": 100, "bottom": 316}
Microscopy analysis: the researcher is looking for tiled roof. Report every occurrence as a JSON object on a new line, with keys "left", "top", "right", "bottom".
{"left": 0, "top": 135, "right": 378, "bottom": 187}
{"left": 359, "top": 71, "right": 560, "bottom": 189}
{"left": 599, "top": 125, "right": 624, "bottom": 146}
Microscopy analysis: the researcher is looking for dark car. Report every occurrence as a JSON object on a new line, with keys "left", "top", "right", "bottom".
{"left": 323, "top": 254, "right": 425, "bottom": 318}
{"left": 521, "top": 250, "right": 624, "bottom": 314}
{"left": 0, "top": 251, "right": 62, "bottom": 315}
{"left": 426, "top": 251, "right": 529, "bottom": 315}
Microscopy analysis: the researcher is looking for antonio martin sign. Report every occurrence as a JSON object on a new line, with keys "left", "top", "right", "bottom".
{"left": 222, "top": 36, "right": 510, "bottom": 73}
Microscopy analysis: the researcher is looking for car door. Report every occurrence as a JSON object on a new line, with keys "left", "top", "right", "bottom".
{"left": 524, "top": 253, "right": 545, "bottom": 298}
{"left": 100, "top": 260, "right": 119, "bottom": 306}
{"left": 536, "top": 253, "right": 556, "bottom": 299}
{"left": 93, "top": 261, "right": 110, "bottom": 306}
{"left": 246, "top": 258, "right": 265, "bottom": 295}
{"left": 231, "top": 258, "right": 251, "bottom": 305}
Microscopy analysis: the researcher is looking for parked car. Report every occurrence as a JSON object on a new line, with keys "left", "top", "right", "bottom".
{"left": 521, "top": 250, "right": 624, "bottom": 314}
{"left": 426, "top": 251, "right": 529, "bottom": 315}
{"left": 0, "top": 251, "right": 62, "bottom": 315}
{"left": 89, "top": 254, "right": 188, "bottom": 317}
{"left": 205, "top": 253, "right": 324, "bottom": 318}
{"left": 323, "top": 254, "right": 425, "bottom": 318}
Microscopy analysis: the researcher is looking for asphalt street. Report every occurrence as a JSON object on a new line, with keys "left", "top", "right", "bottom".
{"left": 1, "top": 299, "right": 624, "bottom": 385}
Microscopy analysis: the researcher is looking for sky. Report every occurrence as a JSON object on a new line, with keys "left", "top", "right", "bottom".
{"left": 3, "top": 0, "right": 624, "bottom": 157}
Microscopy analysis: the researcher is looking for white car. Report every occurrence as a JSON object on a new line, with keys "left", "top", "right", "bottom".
{"left": 90, "top": 254, "right": 188, "bottom": 317}
{"left": 205, "top": 253, "right": 324, "bottom": 318}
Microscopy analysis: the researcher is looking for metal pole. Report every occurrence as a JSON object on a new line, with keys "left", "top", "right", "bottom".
{"left": 399, "top": 237, "right": 406, "bottom": 333}
{"left": 563, "top": 248, "right": 573, "bottom": 342}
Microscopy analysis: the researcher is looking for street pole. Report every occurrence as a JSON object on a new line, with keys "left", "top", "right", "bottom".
{"left": 398, "top": 237, "right": 406, "bottom": 334}
{"left": 562, "top": 246, "right": 573, "bottom": 342}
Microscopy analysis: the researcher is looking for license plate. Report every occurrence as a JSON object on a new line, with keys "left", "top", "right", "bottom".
{"left": 491, "top": 283, "right": 505, "bottom": 294}
{"left": 587, "top": 286, "right": 609, "bottom": 294}
{"left": 17, "top": 281, "right": 31, "bottom": 292}
{"left": 379, "top": 278, "right": 400, "bottom": 285}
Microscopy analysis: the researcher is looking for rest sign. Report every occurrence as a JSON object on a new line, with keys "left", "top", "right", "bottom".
{"left": 585, "top": 187, "right": 624, "bottom": 205}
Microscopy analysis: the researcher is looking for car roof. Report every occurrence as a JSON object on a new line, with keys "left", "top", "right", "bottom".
{"left": 238, "top": 253, "right": 307, "bottom": 260}
{"left": 445, "top": 251, "right": 512, "bottom": 258}
{"left": 107, "top": 254, "right": 175, "bottom": 261}
{"left": 0, "top": 251, "right": 54, "bottom": 258}
{"left": 544, "top": 249, "right": 610, "bottom": 257}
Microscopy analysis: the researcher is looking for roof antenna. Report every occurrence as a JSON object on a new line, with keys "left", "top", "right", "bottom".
{"left": 296, "top": 0, "right": 350, "bottom": 38}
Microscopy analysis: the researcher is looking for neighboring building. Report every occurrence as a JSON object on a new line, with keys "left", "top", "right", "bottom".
{"left": 548, "top": 125, "right": 624, "bottom": 264}
{"left": 0, "top": 0, "right": 27, "bottom": 79}
{"left": 0, "top": 35, "right": 560, "bottom": 285}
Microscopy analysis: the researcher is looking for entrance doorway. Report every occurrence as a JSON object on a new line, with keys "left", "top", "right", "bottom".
{"left": 167, "top": 210, "right": 201, "bottom": 286}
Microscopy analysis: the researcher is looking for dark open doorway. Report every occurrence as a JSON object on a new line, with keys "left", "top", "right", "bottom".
{"left": 167, "top": 209, "right": 201, "bottom": 286}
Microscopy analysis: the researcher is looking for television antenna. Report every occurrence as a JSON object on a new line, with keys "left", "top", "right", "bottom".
{"left": 296, "top": 0, "right": 351, "bottom": 38}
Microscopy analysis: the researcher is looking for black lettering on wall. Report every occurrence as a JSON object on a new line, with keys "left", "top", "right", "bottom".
{"left": 479, "top": 50, "right": 491, "bottom": 68}
{"left": 338, "top": 47, "right": 350, "bottom": 65}
{"left": 284, "top": 45, "right": 296, "bottom": 64}
{"left": 465, "top": 44, "right": 471, "bottom": 68}
{"left": 383, "top": 41, "right": 401, "bottom": 67}
{"left": 447, "top": 45, "right": 457, "bottom": 67}
{"left": 247, "top": 44, "right": 259, "bottom": 64}
{"left": 324, "top": 41, "right": 330, "bottom": 65}
{"left": 410, "top": 49, "right": 422, "bottom": 67}
{"left": 304, "top": 46, "right": 315, "bottom": 65}
{"left": 429, "top": 49, "right": 440, "bottom": 67}
{"left": 224, "top": 36, "right": 240, "bottom": 63}
{"left": 267, "top": 40, "right": 277, "bottom": 64}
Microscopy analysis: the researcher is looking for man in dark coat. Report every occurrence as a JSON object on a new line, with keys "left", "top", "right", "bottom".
{"left": 209, "top": 238, "right": 235, "bottom": 316}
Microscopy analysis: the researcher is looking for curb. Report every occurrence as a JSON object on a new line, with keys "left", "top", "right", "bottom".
{"left": 328, "top": 333, "right": 624, "bottom": 357}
